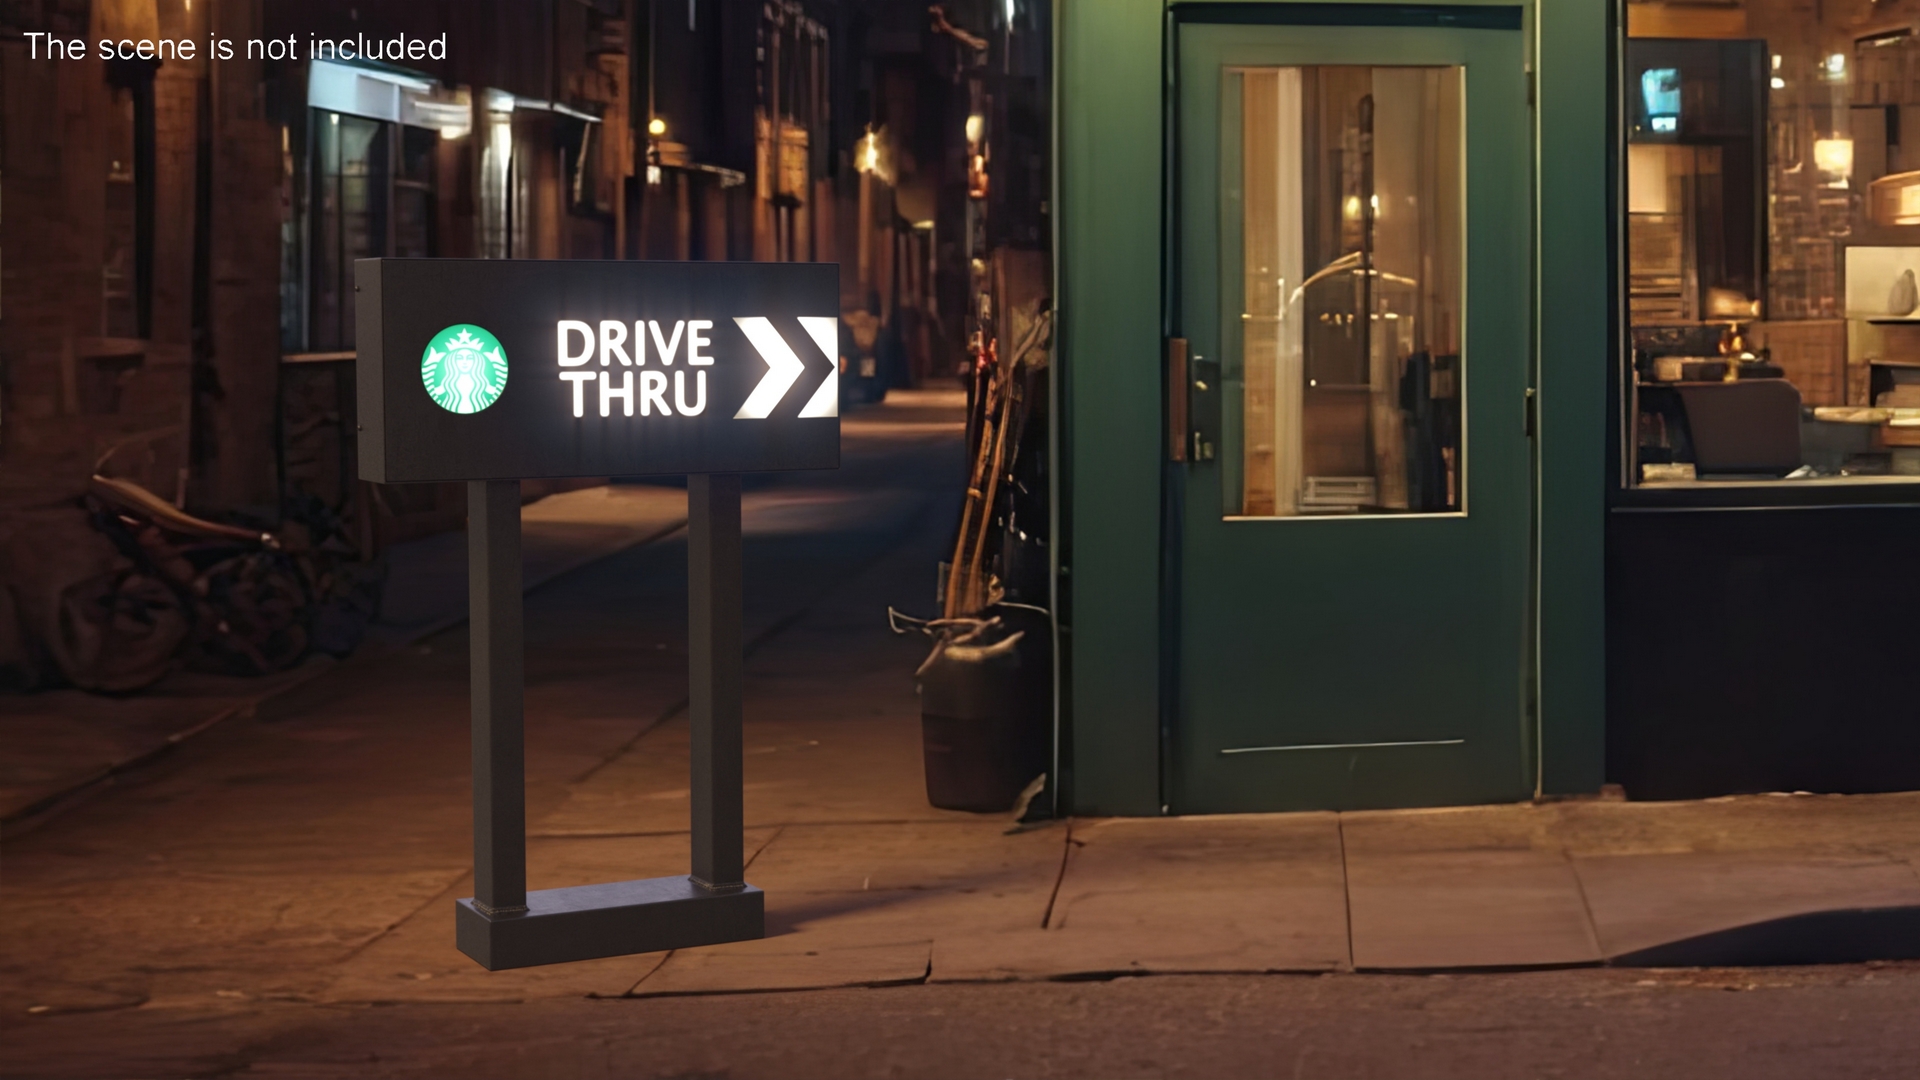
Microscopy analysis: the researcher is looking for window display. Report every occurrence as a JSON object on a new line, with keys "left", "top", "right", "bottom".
{"left": 1625, "top": 0, "right": 1920, "bottom": 487}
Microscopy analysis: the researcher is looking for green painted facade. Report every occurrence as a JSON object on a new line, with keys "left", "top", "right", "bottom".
{"left": 1053, "top": 0, "right": 1611, "bottom": 814}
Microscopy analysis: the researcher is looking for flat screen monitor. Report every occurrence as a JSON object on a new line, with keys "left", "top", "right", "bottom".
{"left": 1641, "top": 67, "right": 1681, "bottom": 134}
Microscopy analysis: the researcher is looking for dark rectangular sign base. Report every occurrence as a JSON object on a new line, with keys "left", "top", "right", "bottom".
{"left": 455, "top": 876, "right": 765, "bottom": 971}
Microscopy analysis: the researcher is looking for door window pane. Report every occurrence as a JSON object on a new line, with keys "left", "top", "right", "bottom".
{"left": 1227, "top": 66, "right": 1464, "bottom": 517}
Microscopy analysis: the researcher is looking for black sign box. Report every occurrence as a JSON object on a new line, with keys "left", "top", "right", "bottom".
{"left": 356, "top": 259, "right": 841, "bottom": 483}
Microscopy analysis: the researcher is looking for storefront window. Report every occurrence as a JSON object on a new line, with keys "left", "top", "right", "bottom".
{"left": 395, "top": 125, "right": 439, "bottom": 260}
{"left": 300, "top": 113, "right": 442, "bottom": 353}
{"left": 309, "top": 111, "right": 390, "bottom": 353}
{"left": 287, "top": 60, "right": 465, "bottom": 354}
{"left": 1626, "top": 0, "right": 1920, "bottom": 487}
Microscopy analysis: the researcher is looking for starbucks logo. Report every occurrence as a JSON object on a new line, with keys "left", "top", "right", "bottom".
{"left": 422, "top": 324, "right": 508, "bottom": 414}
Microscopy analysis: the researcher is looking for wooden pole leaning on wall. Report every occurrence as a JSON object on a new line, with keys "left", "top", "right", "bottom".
{"left": 454, "top": 476, "right": 762, "bottom": 970}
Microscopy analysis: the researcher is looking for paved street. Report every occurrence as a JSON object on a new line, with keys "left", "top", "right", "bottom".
{"left": 6, "top": 389, "right": 1920, "bottom": 1079}
{"left": 9, "top": 964, "right": 1920, "bottom": 1079}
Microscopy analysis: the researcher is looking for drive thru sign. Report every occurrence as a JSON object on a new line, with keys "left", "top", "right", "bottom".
{"left": 358, "top": 259, "right": 840, "bottom": 483}
{"left": 356, "top": 258, "right": 841, "bottom": 969}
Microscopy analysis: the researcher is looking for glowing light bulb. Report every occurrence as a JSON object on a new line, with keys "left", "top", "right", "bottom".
{"left": 1814, "top": 137, "right": 1854, "bottom": 180}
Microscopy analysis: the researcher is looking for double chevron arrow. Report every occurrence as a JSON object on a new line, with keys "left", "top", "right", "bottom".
{"left": 733, "top": 316, "right": 839, "bottom": 420}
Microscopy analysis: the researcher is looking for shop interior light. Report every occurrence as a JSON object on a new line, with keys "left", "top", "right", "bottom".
{"left": 1814, "top": 137, "right": 1855, "bottom": 182}
{"left": 648, "top": 117, "right": 667, "bottom": 137}
{"left": 965, "top": 114, "right": 984, "bottom": 145}
{"left": 1771, "top": 76, "right": 1787, "bottom": 90}
{"left": 1828, "top": 53, "right": 1847, "bottom": 77}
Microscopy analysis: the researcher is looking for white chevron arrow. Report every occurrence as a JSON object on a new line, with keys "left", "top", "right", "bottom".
{"left": 733, "top": 317, "right": 805, "bottom": 419}
{"left": 733, "top": 316, "right": 839, "bottom": 419}
{"left": 796, "top": 316, "right": 839, "bottom": 418}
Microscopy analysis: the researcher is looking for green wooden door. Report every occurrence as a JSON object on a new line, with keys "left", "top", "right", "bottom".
{"left": 1171, "top": 18, "right": 1533, "bottom": 813}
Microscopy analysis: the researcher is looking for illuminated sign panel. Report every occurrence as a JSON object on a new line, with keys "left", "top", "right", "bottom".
{"left": 357, "top": 258, "right": 840, "bottom": 483}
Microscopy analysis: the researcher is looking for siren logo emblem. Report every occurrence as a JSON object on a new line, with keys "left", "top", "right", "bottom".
{"left": 422, "top": 324, "right": 509, "bottom": 414}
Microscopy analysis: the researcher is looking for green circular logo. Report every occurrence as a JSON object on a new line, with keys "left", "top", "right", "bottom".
{"left": 422, "top": 324, "right": 508, "bottom": 414}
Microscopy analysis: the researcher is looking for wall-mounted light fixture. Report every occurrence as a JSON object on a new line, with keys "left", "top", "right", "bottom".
{"left": 854, "top": 127, "right": 889, "bottom": 181}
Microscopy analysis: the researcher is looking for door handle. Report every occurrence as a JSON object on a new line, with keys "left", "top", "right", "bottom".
{"left": 1168, "top": 337, "right": 1189, "bottom": 462}
{"left": 1190, "top": 353, "right": 1217, "bottom": 462}
{"left": 1168, "top": 337, "right": 1218, "bottom": 464}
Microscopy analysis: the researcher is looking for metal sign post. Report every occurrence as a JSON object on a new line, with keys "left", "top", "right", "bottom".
{"left": 468, "top": 479, "right": 526, "bottom": 921}
{"left": 355, "top": 258, "right": 838, "bottom": 970}
{"left": 454, "top": 475, "right": 758, "bottom": 969}
{"left": 687, "top": 473, "right": 745, "bottom": 893}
